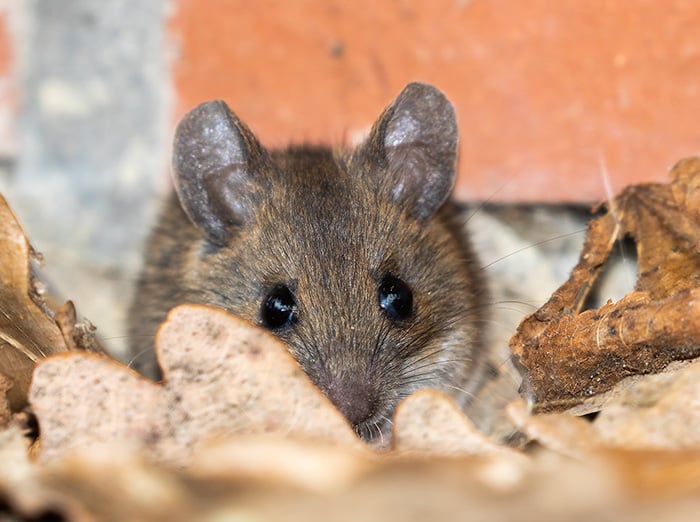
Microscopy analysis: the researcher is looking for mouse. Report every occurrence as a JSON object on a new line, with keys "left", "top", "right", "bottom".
{"left": 128, "top": 82, "right": 490, "bottom": 442}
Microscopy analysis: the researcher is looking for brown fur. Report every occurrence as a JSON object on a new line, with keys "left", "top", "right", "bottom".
{"left": 128, "top": 84, "right": 489, "bottom": 441}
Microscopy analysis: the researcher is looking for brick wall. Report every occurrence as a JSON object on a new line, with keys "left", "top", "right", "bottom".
{"left": 170, "top": 0, "right": 700, "bottom": 202}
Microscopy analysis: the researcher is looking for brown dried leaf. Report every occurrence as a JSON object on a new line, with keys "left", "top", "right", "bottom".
{"left": 4, "top": 430, "right": 700, "bottom": 522}
{"left": 54, "top": 300, "right": 104, "bottom": 353}
{"left": 518, "top": 289, "right": 700, "bottom": 411}
{"left": 506, "top": 399, "right": 602, "bottom": 458}
{"left": 190, "top": 436, "right": 376, "bottom": 492}
{"left": 392, "top": 389, "right": 524, "bottom": 460}
{"left": 155, "top": 304, "right": 358, "bottom": 456}
{"left": 503, "top": 400, "right": 700, "bottom": 501}
{"left": 618, "top": 160, "right": 700, "bottom": 299}
{"left": 555, "top": 360, "right": 695, "bottom": 422}
{"left": 0, "top": 427, "right": 45, "bottom": 516}
{"left": 671, "top": 156, "right": 700, "bottom": 225}
{"left": 0, "top": 194, "right": 69, "bottom": 411}
{"left": 30, "top": 304, "right": 359, "bottom": 464}
{"left": 32, "top": 303, "right": 524, "bottom": 465}
{"left": 602, "top": 449, "right": 700, "bottom": 499}
{"left": 6, "top": 385, "right": 700, "bottom": 521}
{"left": 30, "top": 353, "right": 165, "bottom": 460}
{"left": 592, "top": 361, "right": 700, "bottom": 449}
{"left": 511, "top": 157, "right": 700, "bottom": 412}
{"left": 0, "top": 429, "right": 182, "bottom": 521}
{"left": 0, "top": 372, "right": 12, "bottom": 427}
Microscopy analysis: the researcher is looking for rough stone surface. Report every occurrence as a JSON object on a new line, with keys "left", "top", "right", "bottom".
{"left": 1, "top": 0, "right": 170, "bottom": 357}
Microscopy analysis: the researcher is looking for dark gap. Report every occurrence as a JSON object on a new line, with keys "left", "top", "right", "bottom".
{"left": 581, "top": 235, "right": 638, "bottom": 311}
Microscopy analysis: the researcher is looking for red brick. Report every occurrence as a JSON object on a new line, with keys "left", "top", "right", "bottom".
{"left": 169, "top": 0, "right": 700, "bottom": 202}
{"left": 0, "top": 7, "right": 16, "bottom": 157}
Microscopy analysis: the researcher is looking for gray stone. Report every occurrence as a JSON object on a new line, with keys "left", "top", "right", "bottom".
{"left": 2, "top": 0, "right": 170, "bottom": 358}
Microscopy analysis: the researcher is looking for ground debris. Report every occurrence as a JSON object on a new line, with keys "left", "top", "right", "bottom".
{"left": 3, "top": 161, "right": 700, "bottom": 520}
{"left": 510, "top": 157, "right": 700, "bottom": 412}
{"left": 30, "top": 304, "right": 362, "bottom": 465}
{"left": 30, "top": 304, "right": 517, "bottom": 466}
{"left": 0, "top": 373, "right": 12, "bottom": 427}
{"left": 2, "top": 424, "right": 700, "bottom": 522}
{"left": 0, "top": 194, "right": 70, "bottom": 412}
{"left": 392, "top": 389, "right": 525, "bottom": 460}
{"left": 592, "top": 360, "right": 700, "bottom": 449}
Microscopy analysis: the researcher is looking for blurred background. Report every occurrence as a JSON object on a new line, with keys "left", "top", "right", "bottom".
{"left": 0, "top": 0, "right": 698, "bottom": 359}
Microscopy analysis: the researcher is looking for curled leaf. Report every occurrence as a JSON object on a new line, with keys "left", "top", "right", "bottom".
{"left": 0, "top": 194, "right": 69, "bottom": 411}
{"left": 511, "top": 157, "right": 700, "bottom": 412}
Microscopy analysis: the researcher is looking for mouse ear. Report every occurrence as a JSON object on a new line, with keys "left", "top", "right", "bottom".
{"left": 172, "top": 100, "right": 269, "bottom": 246}
{"left": 361, "top": 82, "right": 458, "bottom": 221}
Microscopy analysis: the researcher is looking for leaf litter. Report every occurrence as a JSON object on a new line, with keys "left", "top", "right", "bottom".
{"left": 510, "top": 156, "right": 700, "bottom": 412}
{"left": 2, "top": 158, "right": 700, "bottom": 519}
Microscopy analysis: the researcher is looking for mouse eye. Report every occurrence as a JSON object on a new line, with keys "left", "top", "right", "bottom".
{"left": 261, "top": 284, "right": 298, "bottom": 329}
{"left": 378, "top": 274, "right": 413, "bottom": 322}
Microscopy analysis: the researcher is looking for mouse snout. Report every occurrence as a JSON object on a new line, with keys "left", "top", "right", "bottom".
{"left": 325, "top": 376, "right": 376, "bottom": 427}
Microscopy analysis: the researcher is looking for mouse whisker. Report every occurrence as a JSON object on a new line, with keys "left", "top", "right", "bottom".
{"left": 295, "top": 326, "right": 329, "bottom": 378}
{"left": 444, "top": 383, "right": 478, "bottom": 403}
{"left": 126, "top": 346, "right": 155, "bottom": 370}
{"left": 477, "top": 299, "right": 541, "bottom": 312}
{"left": 478, "top": 228, "right": 586, "bottom": 272}
{"left": 399, "top": 347, "right": 444, "bottom": 374}
{"left": 373, "top": 420, "right": 385, "bottom": 447}
{"left": 369, "top": 321, "right": 393, "bottom": 372}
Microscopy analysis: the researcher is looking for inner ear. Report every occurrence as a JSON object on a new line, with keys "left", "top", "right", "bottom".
{"left": 172, "top": 100, "right": 271, "bottom": 246}
{"left": 362, "top": 82, "right": 459, "bottom": 221}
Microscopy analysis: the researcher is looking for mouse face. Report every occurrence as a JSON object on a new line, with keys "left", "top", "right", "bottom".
{"left": 129, "top": 83, "right": 488, "bottom": 442}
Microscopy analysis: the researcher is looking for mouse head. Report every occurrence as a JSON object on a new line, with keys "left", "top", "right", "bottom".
{"left": 171, "top": 83, "right": 486, "bottom": 441}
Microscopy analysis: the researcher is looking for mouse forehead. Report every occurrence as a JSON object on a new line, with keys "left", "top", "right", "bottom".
{"left": 258, "top": 148, "right": 406, "bottom": 276}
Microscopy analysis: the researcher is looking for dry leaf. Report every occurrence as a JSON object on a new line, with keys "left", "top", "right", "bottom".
{"left": 54, "top": 300, "right": 103, "bottom": 353}
{"left": 506, "top": 399, "right": 602, "bottom": 458}
{"left": 392, "top": 389, "right": 524, "bottom": 460}
{"left": 0, "top": 194, "right": 70, "bottom": 411}
{"left": 0, "top": 427, "right": 79, "bottom": 521}
{"left": 31, "top": 303, "right": 522, "bottom": 465}
{"left": 0, "top": 195, "right": 103, "bottom": 412}
{"left": 592, "top": 361, "right": 700, "bottom": 449}
{"left": 3, "top": 431, "right": 700, "bottom": 522}
{"left": 603, "top": 449, "right": 700, "bottom": 499}
{"left": 510, "top": 157, "right": 700, "bottom": 412}
{"left": 0, "top": 372, "right": 12, "bottom": 427}
{"left": 31, "top": 302, "right": 523, "bottom": 464}
{"left": 30, "top": 304, "right": 359, "bottom": 464}
{"left": 190, "top": 436, "right": 376, "bottom": 492}
{"left": 505, "top": 398, "right": 700, "bottom": 500}
{"left": 10, "top": 393, "right": 700, "bottom": 522}
{"left": 30, "top": 352, "right": 165, "bottom": 460}
{"left": 0, "top": 429, "right": 186, "bottom": 522}
{"left": 155, "top": 304, "right": 357, "bottom": 455}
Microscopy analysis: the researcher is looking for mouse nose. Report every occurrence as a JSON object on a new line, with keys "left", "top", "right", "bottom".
{"left": 325, "top": 377, "right": 376, "bottom": 427}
